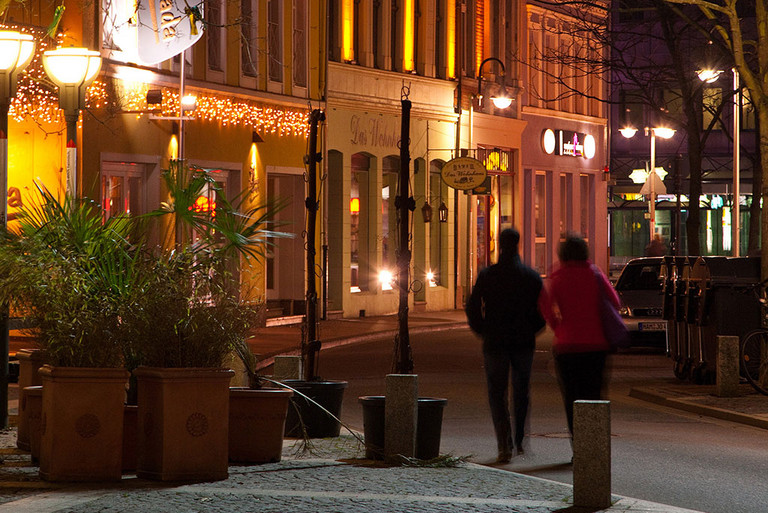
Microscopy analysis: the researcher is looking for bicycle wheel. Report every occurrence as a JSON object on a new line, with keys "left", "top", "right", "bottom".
{"left": 741, "top": 329, "right": 768, "bottom": 395}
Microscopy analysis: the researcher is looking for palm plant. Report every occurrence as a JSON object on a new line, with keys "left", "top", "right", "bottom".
{"left": 0, "top": 185, "right": 143, "bottom": 367}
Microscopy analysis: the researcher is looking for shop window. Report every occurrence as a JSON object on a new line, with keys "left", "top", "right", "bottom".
{"left": 101, "top": 163, "right": 145, "bottom": 220}
{"left": 580, "top": 173, "right": 592, "bottom": 240}
{"left": 534, "top": 172, "right": 547, "bottom": 274}
{"left": 428, "top": 161, "right": 448, "bottom": 287}
{"left": 351, "top": 153, "right": 372, "bottom": 292}
{"left": 559, "top": 173, "right": 573, "bottom": 237}
{"left": 382, "top": 157, "right": 400, "bottom": 290}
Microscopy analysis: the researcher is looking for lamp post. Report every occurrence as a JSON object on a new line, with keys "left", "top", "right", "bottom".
{"left": 621, "top": 126, "right": 676, "bottom": 242}
{"left": 42, "top": 47, "right": 101, "bottom": 196}
{"left": 470, "top": 57, "right": 512, "bottom": 271}
{"left": 0, "top": 29, "right": 35, "bottom": 429}
{"left": 697, "top": 67, "right": 740, "bottom": 256}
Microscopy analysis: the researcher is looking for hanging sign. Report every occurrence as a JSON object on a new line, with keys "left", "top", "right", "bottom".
{"left": 441, "top": 157, "right": 487, "bottom": 190}
{"left": 132, "top": 0, "right": 205, "bottom": 64}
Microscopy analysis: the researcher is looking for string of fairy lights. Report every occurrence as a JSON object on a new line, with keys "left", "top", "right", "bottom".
{"left": 4, "top": 24, "right": 310, "bottom": 138}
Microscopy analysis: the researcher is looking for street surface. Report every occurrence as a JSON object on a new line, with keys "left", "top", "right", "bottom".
{"left": 313, "top": 325, "right": 768, "bottom": 513}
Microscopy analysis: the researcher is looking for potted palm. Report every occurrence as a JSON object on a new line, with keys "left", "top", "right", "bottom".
{"left": 130, "top": 160, "right": 288, "bottom": 481}
{"left": 0, "top": 187, "right": 135, "bottom": 481}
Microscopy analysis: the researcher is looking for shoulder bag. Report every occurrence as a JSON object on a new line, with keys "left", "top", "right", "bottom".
{"left": 593, "top": 267, "right": 631, "bottom": 350}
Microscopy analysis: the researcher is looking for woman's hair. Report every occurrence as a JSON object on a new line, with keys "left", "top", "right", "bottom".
{"left": 558, "top": 233, "right": 589, "bottom": 262}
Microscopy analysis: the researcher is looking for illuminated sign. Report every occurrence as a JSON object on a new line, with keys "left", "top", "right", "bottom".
{"left": 441, "top": 157, "right": 487, "bottom": 190}
{"left": 541, "top": 129, "right": 596, "bottom": 159}
{"left": 133, "top": 0, "right": 204, "bottom": 64}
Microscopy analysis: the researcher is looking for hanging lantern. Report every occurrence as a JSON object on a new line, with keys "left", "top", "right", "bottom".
{"left": 438, "top": 202, "right": 448, "bottom": 223}
{"left": 421, "top": 202, "right": 433, "bottom": 223}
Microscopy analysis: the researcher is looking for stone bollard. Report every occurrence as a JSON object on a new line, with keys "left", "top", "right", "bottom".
{"left": 716, "top": 336, "right": 740, "bottom": 397}
{"left": 273, "top": 356, "right": 303, "bottom": 381}
{"left": 573, "top": 400, "right": 611, "bottom": 509}
{"left": 384, "top": 374, "right": 418, "bottom": 463}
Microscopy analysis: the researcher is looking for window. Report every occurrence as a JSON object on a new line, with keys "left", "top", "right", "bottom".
{"left": 435, "top": 0, "right": 444, "bottom": 78}
{"left": 534, "top": 172, "right": 547, "bottom": 273}
{"left": 207, "top": 0, "right": 224, "bottom": 73}
{"left": 101, "top": 163, "right": 145, "bottom": 220}
{"left": 580, "top": 173, "right": 592, "bottom": 239}
{"left": 373, "top": 0, "right": 383, "bottom": 68}
{"left": 702, "top": 87, "right": 722, "bottom": 130}
{"left": 429, "top": 160, "right": 448, "bottom": 286}
{"left": 382, "top": 157, "right": 399, "bottom": 283}
{"left": 351, "top": 153, "right": 371, "bottom": 292}
{"left": 241, "top": 0, "right": 258, "bottom": 79}
{"left": 268, "top": 0, "right": 283, "bottom": 84}
{"left": 293, "top": 0, "right": 307, "bottom": 88}
{"left": 391, "top": 0, "right": 402, "bottom": 72}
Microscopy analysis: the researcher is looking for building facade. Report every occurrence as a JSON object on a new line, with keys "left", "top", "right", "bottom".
{"left": 3, "top": 0, "right": 609, "bottom": 321}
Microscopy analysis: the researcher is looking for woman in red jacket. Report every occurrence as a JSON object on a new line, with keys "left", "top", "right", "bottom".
{"left": 538, "top": 234, "right": 620, "bottom": 437}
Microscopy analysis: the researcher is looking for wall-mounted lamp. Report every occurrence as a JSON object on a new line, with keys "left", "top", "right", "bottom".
{"left": 438, "top": 202, "right": 448, "bottom": 223}
{"left": 181, "top": 94, "right": 197, "bottom": 112}
{"left": 146, "top": 89, "right": 162, "bottom": 105}
{"left": 421, "top": 202, "right": 433, "bottom": 223}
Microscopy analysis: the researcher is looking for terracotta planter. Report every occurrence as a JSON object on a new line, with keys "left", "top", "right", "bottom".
{"left": 135, "top": 367, "right": 234, "bottom": 482}
{"left": 38, "top": 366, "right": 130, "bottom": 482}
{"left": 229, "top": 387, "right": 293, "bottom": 463}
{"left": 16, "top": 349, "right": 45, "bottom": 451}
{"left": 122, "top": 404, "right": 138, "bottom": 472}
{"left": 23, "top": 386, "right": 42, "bottom": 462}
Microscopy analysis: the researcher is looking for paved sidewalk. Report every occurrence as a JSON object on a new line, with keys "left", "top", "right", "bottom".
{"left": 5, "top": 309, "right": 767, "bottom": 512}
{"left": 0, "top": 435, "right": 704, "bottom": 513}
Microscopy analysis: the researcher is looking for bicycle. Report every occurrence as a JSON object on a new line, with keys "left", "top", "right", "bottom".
{"left": 740, "top": 278, "right": 768, "bottom": 395}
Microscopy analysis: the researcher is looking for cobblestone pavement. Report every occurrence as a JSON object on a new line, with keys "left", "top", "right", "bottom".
{"left": 0, "top": 432, "right": 703, "bottom": 513}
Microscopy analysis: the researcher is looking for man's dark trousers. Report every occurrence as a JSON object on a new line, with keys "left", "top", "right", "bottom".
{"left": 483, "top": 339, "right": 535, "bottom": 454}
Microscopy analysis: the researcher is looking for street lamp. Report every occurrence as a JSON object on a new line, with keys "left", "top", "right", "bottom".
{"left": 0, "top": 29, "right": 35, "bottom": 430}
{"left": 621, "top": 126, "right": 676, "bottom": 242}
{"left": 476, "top": 57, "right": 513, "bottom": 110}
{"left": 697, "top": 67, "right": 740, "bottom": 256}
{"left": 42, "top": 47, "right": 102, "bottom": 196}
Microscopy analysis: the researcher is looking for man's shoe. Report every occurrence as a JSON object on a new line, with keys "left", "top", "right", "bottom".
{"left": 496, "top": 451, "right": 513, "bottom": 463}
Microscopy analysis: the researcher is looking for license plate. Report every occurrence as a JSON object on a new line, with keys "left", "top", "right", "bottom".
{"left": 639, "top": 322, "right": 666, "bottom": 331}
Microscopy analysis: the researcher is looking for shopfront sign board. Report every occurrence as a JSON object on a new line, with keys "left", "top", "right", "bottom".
{"left": 441, "top": 157, "right": 487, "bottom": 190}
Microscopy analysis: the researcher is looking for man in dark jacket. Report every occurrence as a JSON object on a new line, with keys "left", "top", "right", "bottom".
{"left": 465, "top": 228, "right": 544, "bottom": 463}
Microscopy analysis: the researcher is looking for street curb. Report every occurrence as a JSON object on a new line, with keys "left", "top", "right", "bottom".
{"left": 255, "top": 322, "right": 468, "bottom": 372}
{"left": 629, "top": 387, "right": 768, "bottom": 430}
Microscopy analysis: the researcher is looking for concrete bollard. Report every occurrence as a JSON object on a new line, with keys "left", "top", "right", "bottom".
{"left": 573, "top": 400, "right": 611, "bottom": 509}
{"left": 384, "top": 374, "right": 418, "bottom": 463}
{"left": 273, "top": 355, "right": 303, "bottom": 381}
{"left": 716, "top": 336, "right": 740, "bottom": 397}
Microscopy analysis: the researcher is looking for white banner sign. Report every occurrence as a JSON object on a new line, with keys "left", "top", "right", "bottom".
{"left": 135, "top": 0, "right": 204, "bottom": 64}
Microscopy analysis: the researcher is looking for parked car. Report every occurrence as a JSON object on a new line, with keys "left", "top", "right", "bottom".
{"left": 614, "top": 257, "right": 667, "bottom": 348}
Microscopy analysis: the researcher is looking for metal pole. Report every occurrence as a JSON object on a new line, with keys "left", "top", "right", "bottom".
{"left": 65, "top": 112, "right": 78, "bottom": 196}
{"left": 179, "top": 55, "right": 185, "bottom": 161}
{"left": 733, "top": 68, "right": 740, "bottom": 257}
{"left": 649, "top": 130, "right": 656, "bottom": 242}
{"left": 395, "top": 98, "right": 414, "bottom": 374}
{"left": 304, "top": 109, "right": 324, "bottom": 381}
{"left": 0, "top": 101, "right": 9, "bottom": 428}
